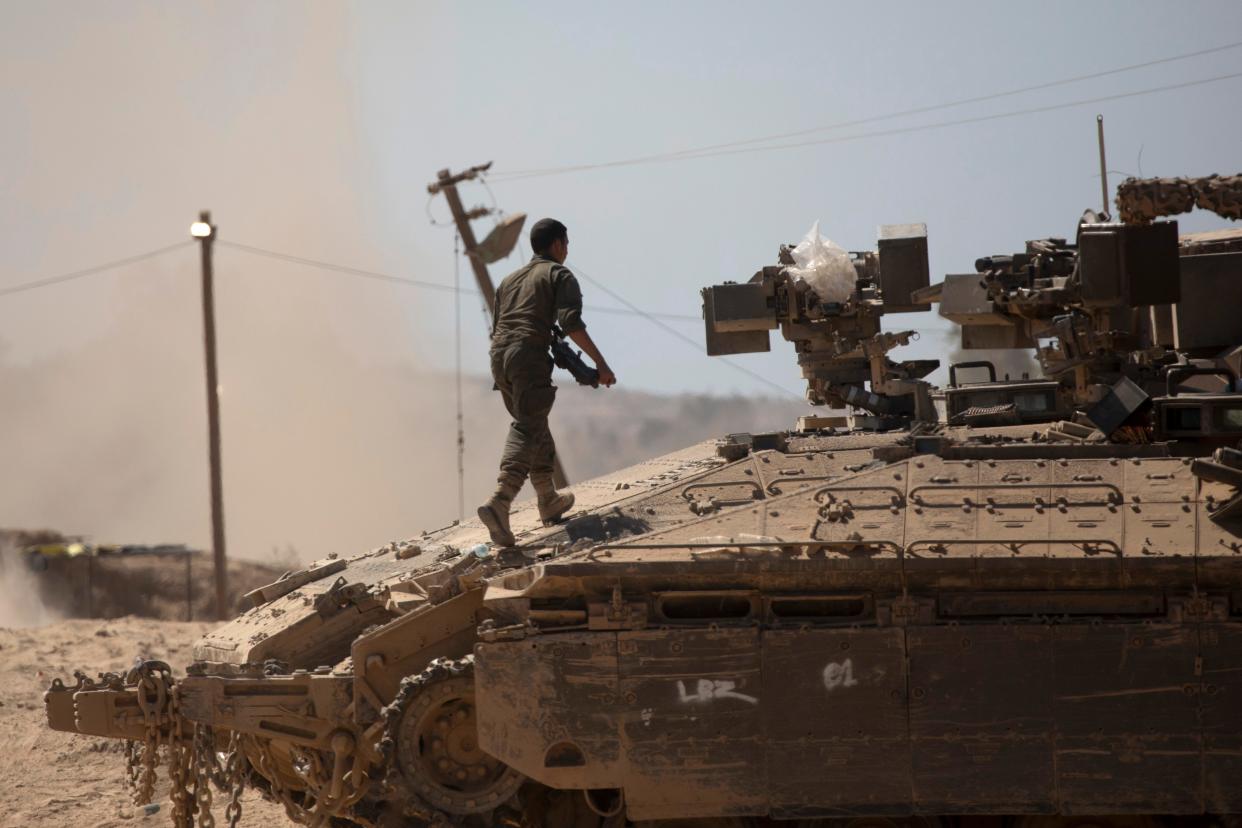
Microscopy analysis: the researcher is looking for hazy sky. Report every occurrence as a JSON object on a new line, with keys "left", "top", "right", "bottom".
{"left": 2, "top": 1, "right": 1240, "bottom": 557}
{"left": 4, "top": 2, "right": 1241, "bottom": 391}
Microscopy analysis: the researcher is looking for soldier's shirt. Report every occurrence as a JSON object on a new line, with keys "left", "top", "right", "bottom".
{"left": 490, "top": 255, "right": 585, "bottom": 351}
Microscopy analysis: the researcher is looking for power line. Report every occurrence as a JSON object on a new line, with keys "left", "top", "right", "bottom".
{"left": 217, "top": 240, "right": 702, "bottom": 322}
{"left": 660, "top": 69, "right": 1242, "bottom": 165}
{"left": 223, "top": 241, "right": 936, "bottom": 398}
{"left": 219, "top": 240, "right": 462, "bottom": 293}
{"left": 0, "top": 241, "right": 194, "bottom": 298}
{"left": 584, "top": 304, "right": 697, "bottom": 322}
{"left": 223, "top": 240, "right": 800, "bottom": 399}
{"left": 571, "top": 263, "right": 806, "bottom": 401}
{"left": 493, "top": 61, "right": 1242, "bottom": 181}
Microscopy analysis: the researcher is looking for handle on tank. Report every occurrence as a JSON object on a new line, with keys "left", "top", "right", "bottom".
{"left": 949, "top": 360, "right": 997, "bottom": 388}
{"left": 1165, "top": 365, "right": 1238, "bottom": 397}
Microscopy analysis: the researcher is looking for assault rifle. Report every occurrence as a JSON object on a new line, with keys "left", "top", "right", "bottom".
{"left": 550, "top": 325, "right": 600, "bottom": 388}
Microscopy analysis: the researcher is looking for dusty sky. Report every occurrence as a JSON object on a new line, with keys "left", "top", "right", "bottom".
{"left": 2, "top": 1, "right": 1240, "bottom": 559}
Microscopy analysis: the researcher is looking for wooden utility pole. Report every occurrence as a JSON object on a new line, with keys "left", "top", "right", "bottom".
{"left": 430, "top": 164, "right": 498, "bottom": 309}
{"left": 191, "top": 210, "right": 229, "bottom": 620}
{"left": 428, "top": 164, "right": 569, "bottom": 489}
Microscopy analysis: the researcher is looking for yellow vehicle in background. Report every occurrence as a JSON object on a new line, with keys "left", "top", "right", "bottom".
{"left": 22, "top": 539, "right": 94, "bottom": 571}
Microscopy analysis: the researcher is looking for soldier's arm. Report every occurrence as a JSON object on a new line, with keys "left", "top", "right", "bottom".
{"left": 551, "top": 267, "right": 586, "bottom": 334}
{"left": 567, "top": 328, "right": 616, "bottom": 387}
{"left": 553, "top": 267, "right": 615, "bottom": 386}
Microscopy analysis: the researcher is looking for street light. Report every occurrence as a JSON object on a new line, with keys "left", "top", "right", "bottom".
{"left": 191, "top": 209, "right": 228, "bottom": 619}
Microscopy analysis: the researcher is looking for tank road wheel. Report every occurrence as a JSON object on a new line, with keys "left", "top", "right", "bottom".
{"left": 390, "top": 656, "right": 524, "bottom": 817}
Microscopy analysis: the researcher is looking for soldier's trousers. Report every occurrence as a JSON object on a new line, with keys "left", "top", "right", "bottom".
{"left": 490, "top": 343, "right": 558, "bottom": 486}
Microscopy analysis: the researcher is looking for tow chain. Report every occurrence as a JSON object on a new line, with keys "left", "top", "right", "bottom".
{"left": 168, "top": 685, "right": 193, "bottom": 826}
{"left": 120, "top": 661, "right": 373, "bottom": 827}
{"left": 127, "top": 661, "right": 171, "bottom": 807}
{"left": 223, "top": 730, "right": 246, "bottom": 828}
{"left": 254, "top": 738, "right": 320, "bottom": 826}
{"left": 193, "top": 724, "right": 216, "bottom": 828}
{"left": 120, "top": 662, "right": 254, "bottom": 828}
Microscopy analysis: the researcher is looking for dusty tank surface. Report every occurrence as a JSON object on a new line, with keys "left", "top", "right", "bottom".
{"left": 46, "top": 178, "right": 1242, "bottom": 828}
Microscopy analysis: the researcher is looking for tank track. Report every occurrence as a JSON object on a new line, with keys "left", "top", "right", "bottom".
{"left": 377, "top": 656, "right": 525, "bottom": 827}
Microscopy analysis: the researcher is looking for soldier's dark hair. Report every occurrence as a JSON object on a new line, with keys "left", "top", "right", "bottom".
{"left": 530, "top": 218, "right": 568, "bottom": 255}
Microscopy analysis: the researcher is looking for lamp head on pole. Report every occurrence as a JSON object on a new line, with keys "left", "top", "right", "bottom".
{"left": 190, "top": 210, "right": 215, "bottom": 239}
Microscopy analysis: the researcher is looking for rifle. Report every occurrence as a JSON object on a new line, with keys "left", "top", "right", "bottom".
{"left": 550, "top": 325, "right": 600, "bottom": 388}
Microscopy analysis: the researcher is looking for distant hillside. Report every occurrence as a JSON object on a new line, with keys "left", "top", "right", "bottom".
{"left": 548, "top": 382, "right": 811, "bottom": 480}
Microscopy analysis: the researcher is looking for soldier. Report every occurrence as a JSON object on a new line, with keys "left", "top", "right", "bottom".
{"left": 478, "top": 218, "right": 616, "bottom": 546}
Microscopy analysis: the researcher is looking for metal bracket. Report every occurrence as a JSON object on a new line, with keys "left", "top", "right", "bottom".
{"left": 878, "top": 595, "right": 934, "bottom": 626}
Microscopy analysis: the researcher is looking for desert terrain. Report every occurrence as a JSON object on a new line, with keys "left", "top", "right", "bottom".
{"left": 0, "top": 616, "right": 292, "bottom": 827}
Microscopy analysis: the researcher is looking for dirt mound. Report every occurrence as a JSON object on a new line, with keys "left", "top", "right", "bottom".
{"left": 31, "top": 552, "right": 284, "bottom": 621}
{"left": 0, "top": 616, "right": 291, "bottom": 826}
{"left": 0, "top": 529, "right": 284, "bottom": 624}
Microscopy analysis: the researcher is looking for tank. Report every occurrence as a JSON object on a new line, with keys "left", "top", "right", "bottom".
{"left": 45, "top": 181, "right": 1242, "bottom": 828}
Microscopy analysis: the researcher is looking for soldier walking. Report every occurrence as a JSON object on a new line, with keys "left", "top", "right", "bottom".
{"left": 478, "top": 218, "right": 616, "bottom": 546}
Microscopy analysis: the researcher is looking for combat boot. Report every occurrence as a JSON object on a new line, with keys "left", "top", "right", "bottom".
{"left": 477, "top": 475, "right": 522, "bottom": 547}
{"left": 531, "top": 474, "right": 575, "bottom": 526}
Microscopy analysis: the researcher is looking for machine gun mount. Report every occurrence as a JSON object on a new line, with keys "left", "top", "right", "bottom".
{"left": 701, "top": 224, "right": 939, "bottom": 422}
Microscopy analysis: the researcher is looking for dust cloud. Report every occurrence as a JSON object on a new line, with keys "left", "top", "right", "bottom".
{"left": 0, "top": 5, "right": 812, "bottom": 565}
{"left": 0, "top": 542, "right": 61, "bottom": 629}
{"left": 0, "top": 283, "right": 809, "bottom": 564}
{"left": 0, "top": 4, "right": 429, "bottom": 565}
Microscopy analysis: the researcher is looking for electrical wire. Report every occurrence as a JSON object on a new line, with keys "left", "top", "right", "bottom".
{"left": 0, "top": 237, "right": 939, "bottom": 401}
{"left": 219, "top": 240, "right": 460, "bottom": 292}
{"left": 217, "top": 240, "right": 701, "bottom": 321}
{"left": 222, "top": 240, "right": 798, "bottom": 397}
{"left": 478, "top": 176, "right": 501, "bottom": 215}
{"left": 658, "top": 69, "right": 1242, "bottom": 165}
{"left": 0, "top": 241, "right": 194, "bottom": 298}
{"left": 492, "top": 63, "right": 1242, "bottom": 181}
{"left": 424, "top": 195, "right": 455, "bottom": 229}
{"left": 219, "top": 242, "right": 942, "bottom": 398}
{"left": 571, "top": 263, "right": 805, "bottom": 400}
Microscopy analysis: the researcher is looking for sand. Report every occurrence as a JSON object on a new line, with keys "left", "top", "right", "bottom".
{"left": 0, "top": 616, "right": 292, "bottom": 827}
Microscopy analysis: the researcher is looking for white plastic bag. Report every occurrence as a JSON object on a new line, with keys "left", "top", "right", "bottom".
{"left": 787, "top": 221, "right": 855, "bottom": 304}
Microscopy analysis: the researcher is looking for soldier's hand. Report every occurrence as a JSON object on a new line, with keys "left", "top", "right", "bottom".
{"left": 597, "top": 366, "right": 617, "bottom": 388}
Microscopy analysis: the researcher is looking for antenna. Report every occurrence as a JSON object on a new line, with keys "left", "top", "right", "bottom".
{"left": 1096, "top": 114, "right": 1110, "bottom": 218}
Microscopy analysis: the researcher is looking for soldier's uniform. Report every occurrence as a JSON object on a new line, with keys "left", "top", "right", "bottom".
{"left": 484, "top": 254, "right": 584, "bottom": 533}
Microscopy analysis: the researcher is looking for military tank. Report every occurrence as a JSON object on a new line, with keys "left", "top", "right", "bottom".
{"left": 46, "top": 176, "right": 1242, "bottom": 828}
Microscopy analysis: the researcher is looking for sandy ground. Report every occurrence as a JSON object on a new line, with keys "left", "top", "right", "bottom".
{"left": 0, "top": 616, "right": 293, "bottom": 827}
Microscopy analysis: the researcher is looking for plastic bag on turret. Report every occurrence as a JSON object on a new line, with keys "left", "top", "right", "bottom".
{"left": 787, "top": 221, "right": 855, "bottom": 304}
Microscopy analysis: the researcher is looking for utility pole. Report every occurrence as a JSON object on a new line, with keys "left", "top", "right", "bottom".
{"left": 428, "top": 163, "right": 570, "bottom": 490}
{"left": 191, "top": 211, "right": 229, "bottom": 620}
{"left": 430, "top": 163, "right": 499, "bottom": 309}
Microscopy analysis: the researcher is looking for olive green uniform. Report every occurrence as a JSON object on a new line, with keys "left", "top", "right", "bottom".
{"left": 489, "top": 255, "right": 585, "bottom": 487}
